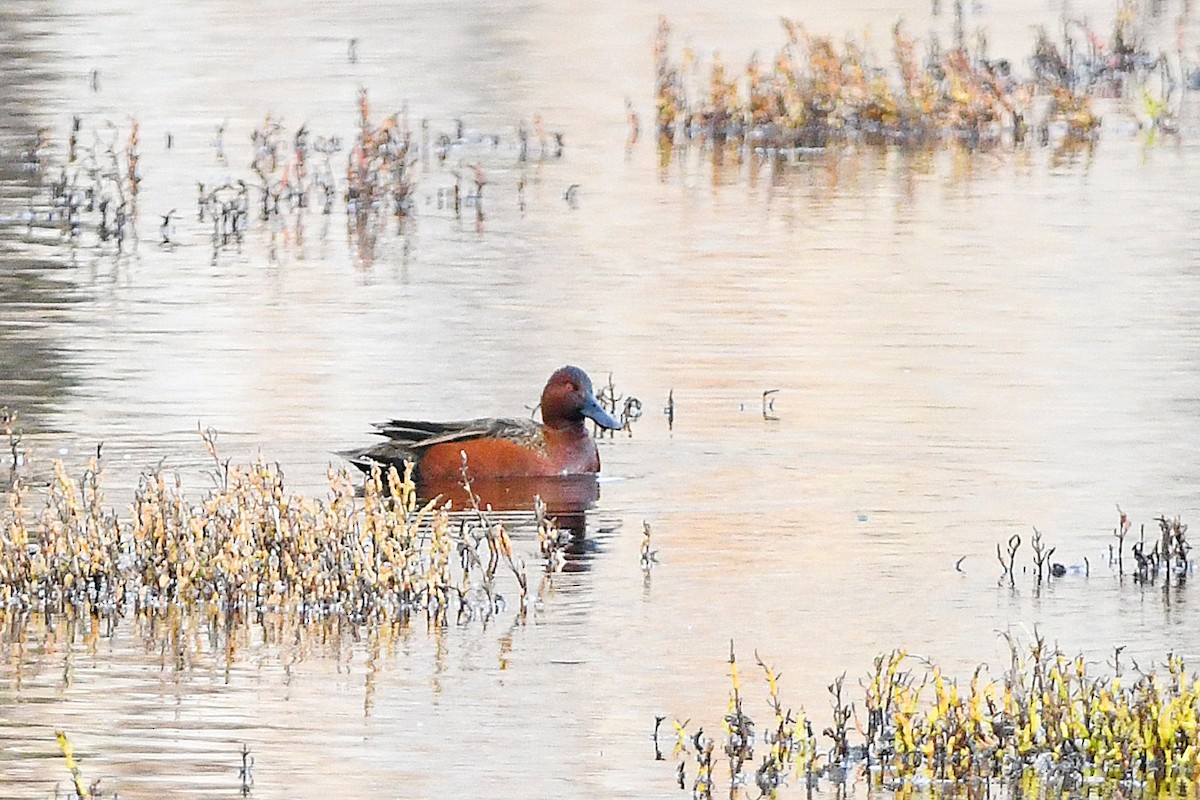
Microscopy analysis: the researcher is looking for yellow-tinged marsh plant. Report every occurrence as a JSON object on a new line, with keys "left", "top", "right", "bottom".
{"left": 666, "top": 638, "right": 1200, "bottom": 797}
{"left": 0, "top": 443, "right": 533, "bottom": 629}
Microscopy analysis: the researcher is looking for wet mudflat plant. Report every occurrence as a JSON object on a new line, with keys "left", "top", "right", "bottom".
{"left": 667, "top": 636, "right": 1200, "bottom": 799}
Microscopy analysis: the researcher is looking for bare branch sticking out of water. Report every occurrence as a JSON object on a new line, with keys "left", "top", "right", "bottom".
{"left": 535, "top": 494, "right": 568, "bottom": 573}
{"left": 2, "top": 407, "right": 22, "bottom": 472}
{"left": 762, "top": 389, "right": 779, "bottom": 421}
{"left": 458, "top": 452, "right": 529, "bottom": 620}
{"left": 198, "top": 422, "right": 230, "bottom": 490}
{"left": 996, "top": 533, "right": 1020, "bottom": 586}
{"left": 1030, "top": 527, "right": 1056, "bottom": 584}
{"left": 640, "top": 522, "right": 657, "bottom": 571}
{"left": 239, "top": 744, "right": 254, "bottom": 796}
{"left": 1155, "top": 515, "right": 1191, "bottom": 587}
{"left": 596, "top": 373, "right": 642, "bottom": 437}
{"left": 31, "top": 118, "right": 141, "bottom": 250}
{"left": 1114, "top": 504, "right": 1130, "bottom": 575}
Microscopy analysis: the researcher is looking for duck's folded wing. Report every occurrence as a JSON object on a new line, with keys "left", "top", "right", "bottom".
{"left": 374, "top": 416, "right": 540, "bottom": 449}
{"left": 340, "top": 417, "right": 541, "bottom": 473}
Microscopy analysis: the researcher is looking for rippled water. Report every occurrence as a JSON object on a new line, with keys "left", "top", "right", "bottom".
{"left": 3, "top": 0, "right": 1200, "bottom": 797}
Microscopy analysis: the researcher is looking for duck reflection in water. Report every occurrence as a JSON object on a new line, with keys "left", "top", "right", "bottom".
{"left": 341, "top": 365, "right": 621, "bottom": 549}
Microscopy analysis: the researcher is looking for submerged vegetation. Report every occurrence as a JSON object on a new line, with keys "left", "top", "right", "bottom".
{"left": 13, "top": 3, "right": 1193, "bottom": 275}
{"left": 20, "top": 90, "right": 566, "bottom": 264}
{"left": 23, "top": 116, "right": 142, "bottom": 250}
{"left": 994, "top": 509, "right": 1193, "bottom": 589}
{"left": 655, "top": 1, "right": 1190, "bottom": 152}
{"left": 666, "top": 637, "right": 1200, "bottom": 799}
{"left": 17, "top": 2, "right": 1193, "bottom": 268}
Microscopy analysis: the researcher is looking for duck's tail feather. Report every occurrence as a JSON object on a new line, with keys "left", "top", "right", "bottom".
{"left": 336, "top": 441, "right": 420, "bottom": 475}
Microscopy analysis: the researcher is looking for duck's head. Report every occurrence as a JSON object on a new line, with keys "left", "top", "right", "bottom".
{"left": 541, "top": 366, "right": 622, "bottom": 431}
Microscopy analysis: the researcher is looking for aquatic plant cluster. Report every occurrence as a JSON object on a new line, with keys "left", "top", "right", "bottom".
{"left": 655, "top": 1, "right": 1186, "bottom": 149}
{"left": 995, "top": 510, "right": 1193, "bottom": 588}
{"left": 21, "top": 89, "right": 565, "bottom": 261}
{"left": 0, "top": 437, "right": 554, "bottom": 623}
{"left": 666, "top": 637, "right": 1200, "bottom": 799}
{"left": 1113, "top": 507, "right": 1193, "bottom": 585}
{"left": 25, "top": 116, "right": 141, "bottom": 249}
{"left": 237, "top": 90, "right": 564, "bottom": 243}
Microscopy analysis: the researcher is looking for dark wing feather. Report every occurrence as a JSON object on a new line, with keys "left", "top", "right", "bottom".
{"left": 341, "top": 416, "right": 542, "bottom": 474}
{"left": 374, "top": 417, "right": 540, "bottom": 448}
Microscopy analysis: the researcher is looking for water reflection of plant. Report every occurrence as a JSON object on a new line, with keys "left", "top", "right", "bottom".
{"left": 667, "top": 635, "right": 1200, "bottom": 798}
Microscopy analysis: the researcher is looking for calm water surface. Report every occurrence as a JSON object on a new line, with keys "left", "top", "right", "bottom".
{"left": 3, "top": 0, "right": 1200, "bottom": 797}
